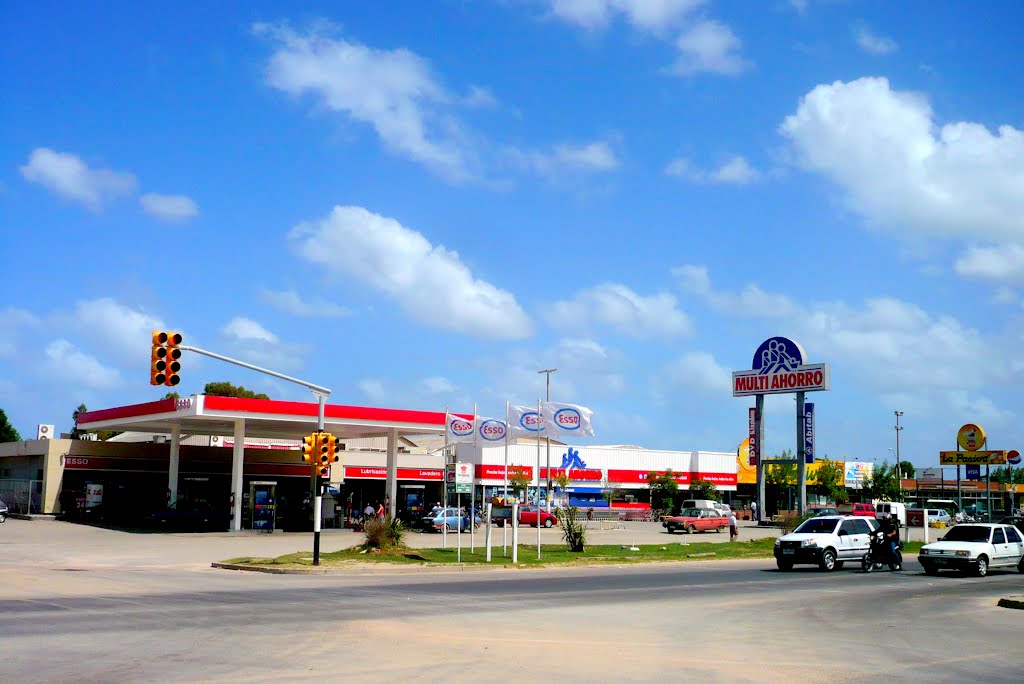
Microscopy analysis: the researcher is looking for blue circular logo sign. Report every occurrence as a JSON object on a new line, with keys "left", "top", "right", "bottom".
{"left": 553, "top": 408, "right": 582, "bottom": 430}
{"left": 449, "top": 417, "right": 473, "bottom": 436}
{"left": 479, "top": 419, "right": 506, "bottom": 441}
{"left": 752, "top": 336, "right": 806, "bottom": 374}
{"left": 519, "top": 411, "right": 542, "bottom": 432}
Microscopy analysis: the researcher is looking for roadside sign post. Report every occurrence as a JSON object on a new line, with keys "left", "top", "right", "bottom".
{"left": 485, "top": 503, "right": 493, "bottom": 562}
{"left": 512, "top": 502, "right": 519, "bottom": 563}
{"left": 470, "top": 484, "right": 475, "bottom": 552}
{"left": 457, "top": 492, "right": 462, "bottom": 563}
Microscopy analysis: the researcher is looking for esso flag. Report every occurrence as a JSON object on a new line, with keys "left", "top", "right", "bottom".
{"left": 446, "top": 413, "right": 476, "bottom": 444}
{"left": 508, "top": 405, "right": 544, "bottom": 438}
{"left": 476, "top": 418, "right": 508, "bottom": 443}
{"left": 541, "top": 401, "right": 594, "bottom": 437}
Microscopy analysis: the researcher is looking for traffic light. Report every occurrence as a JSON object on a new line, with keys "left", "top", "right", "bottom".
{"left": 150, "top": 330, "right": 184, "bottom": 386}
{"left": 301, "top": 433, "right": 317, "bottom": 463}
{"left": 317, "top": 433, "right": 331, "bottom": 477}
{"left": 164, "top": 332, "right": 182, "bottom": 386}
{"left": 150, "top": 345, "right": 168, "bottom": 385}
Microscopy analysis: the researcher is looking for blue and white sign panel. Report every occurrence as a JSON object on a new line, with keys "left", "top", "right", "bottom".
{"left": 732, "top": 336, "right": 830, "bottom": 397}
{"left": 965, "top": 464, "right": 981, "bottom": 481}
{"left": 803, "top": 403, "right": 815, "bottom": 464}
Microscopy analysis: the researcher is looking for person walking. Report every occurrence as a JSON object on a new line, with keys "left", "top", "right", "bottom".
{"left": 729, "top": 511, "right": 738, "bottom": 541}
{"left": 376, "top": 501, "right": 385, "bottom": 518}
{"left": 750, "top": 500, "right": 758, "bottom": 522}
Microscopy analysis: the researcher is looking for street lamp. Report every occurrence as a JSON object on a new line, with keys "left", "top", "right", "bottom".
{"left": 538, "top": 368, "right": 557, "bottom": 512}
{"left": 894, "top": 411, "right": 904, "bottom": 500}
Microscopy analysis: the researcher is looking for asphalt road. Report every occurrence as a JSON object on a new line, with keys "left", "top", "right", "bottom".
{"left": 2, "top": 520, "right": 1022, "bottom": 683}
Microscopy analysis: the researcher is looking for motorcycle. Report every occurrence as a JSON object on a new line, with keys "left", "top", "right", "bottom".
{"left": 862, "top": 529, "right": 903, "bottom": 572}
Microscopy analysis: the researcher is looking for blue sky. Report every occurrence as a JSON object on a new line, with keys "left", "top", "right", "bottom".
{"left": 2, "top": 1, "right": 1024, "bottom": 469}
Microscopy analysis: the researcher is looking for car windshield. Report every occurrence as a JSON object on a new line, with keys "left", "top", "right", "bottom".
{"left": 794, "top": 518, "right": 838, "bottom": 534}
{"left": 680, "top": 508, "right": 701, "bottom": 516}
{"left": 941, "top": 526, "right": 991, "bottom": 543}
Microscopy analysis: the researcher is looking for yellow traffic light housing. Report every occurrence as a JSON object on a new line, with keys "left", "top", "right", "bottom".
{"left": 150, "top": 330, "right": 184, "bottom": 386}
{"left": 318, "top": 433, "right": 331, "bottom": 477}
{"left": 150, "top": 345, "right": 168, "bottom": 385}
{"left": 301, "top": 434, "right": 317, "bottom": 463}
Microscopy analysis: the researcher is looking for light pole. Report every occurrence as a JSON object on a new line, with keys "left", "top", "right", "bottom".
{"left": 538, "top": 368, "right": 557, "bottom": 513}
{"left": 894, "top": 410, "right": 904, "bottom": 501}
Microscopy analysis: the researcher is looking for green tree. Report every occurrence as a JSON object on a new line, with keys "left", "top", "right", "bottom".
{"left": 162, "top": 391, "right": 181, "bottom": 400}
{"left": 71, "top": 403, "right": 88, "bottom": 437}
{"left": 690, "top": 477, "right": 721, "bottom": 502}
{"left": 811, "top": 460, "right": 847, "bottom": 504}
{"left": 507, "top": 466, "right": 531, "bottom": 500}
{"left": 0, "top": 408, "right": 21, "bottom": 442}
{"left": 203, "top": 381, "right": 270, "bottom": 400}
{"left": 863, "top": 461, "right": 901, "bottom": 501}
{"left": 765, "top": 451, "right": 797, "bottom": 514}
{"left": 647, "top": 470, "right": 679, "bottom": 513}
{"left": 897, "top": 460, "right": 915, "bottom": 478}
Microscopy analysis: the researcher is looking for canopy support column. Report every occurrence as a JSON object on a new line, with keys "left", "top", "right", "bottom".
{"left": 168, "top": 424, "right": 181, "bottom": 506}
{"left": 230, "top": 418, "right": 245, "bottom": 531}
{"left": 386, "top": 429, "right": 398, "bottom": 518}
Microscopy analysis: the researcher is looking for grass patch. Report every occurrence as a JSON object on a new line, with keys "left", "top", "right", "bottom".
{"left": 220, "top": 538, "right": 780, "bottom": 569}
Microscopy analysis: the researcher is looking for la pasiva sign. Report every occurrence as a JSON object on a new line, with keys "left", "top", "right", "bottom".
{"left": 732, "top": 336, "right": 830, "bottom": 397}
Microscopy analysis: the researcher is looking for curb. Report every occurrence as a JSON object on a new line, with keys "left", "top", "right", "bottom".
{"left": 211, "top": 561, "right": 523, "bottom": 575}
{"left": 997, "top": 595, "right": 1024, "bottom": 611}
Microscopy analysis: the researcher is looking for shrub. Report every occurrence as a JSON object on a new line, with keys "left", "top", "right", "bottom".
{"left": 556, "top": 505, "right": 587, "bottom": 553}
{"left": 781, "top": 513, "right": 812, "bottom": 534}
{"left": 362, "top": 515, "right": 406, "bottom": 549}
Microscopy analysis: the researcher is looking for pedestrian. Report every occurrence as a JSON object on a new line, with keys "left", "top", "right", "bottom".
{"left": 363, "top": 503, "right": 374, "bottom": 520}
{"left": 750, "top": 500, "right": 758, "bottom": 522}
{"left": 376, "top": 501, "right": 385, "bottom": 518}
{"left": 729, "top": 511, "right": 738, "bottom": 541}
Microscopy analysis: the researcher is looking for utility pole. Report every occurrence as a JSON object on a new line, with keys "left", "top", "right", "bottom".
{"left": 894, "top": 411, "right": 904, "bottom": 501}
{"left": 538, "top": 368, "right": 557, "bottom": 513}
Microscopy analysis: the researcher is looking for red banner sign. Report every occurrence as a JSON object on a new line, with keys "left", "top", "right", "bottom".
{"left": 343, "top": 467, "right": 444, "bottom": 481}
{"left": 475, "top": 464, "right": 534, "bottom": 479}
{"left": 606, "top": 469, "right": 691, "bottom": 485}
{"left": 540, "top": 467, "right": 603, "bottom": 481}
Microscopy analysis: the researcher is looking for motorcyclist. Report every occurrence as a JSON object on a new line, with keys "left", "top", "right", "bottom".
{"left": 879, "top": 511, "right": 900, "bottom": 561}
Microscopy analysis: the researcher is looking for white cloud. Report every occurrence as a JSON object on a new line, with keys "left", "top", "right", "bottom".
{"left": 20, "top": 148, "right": 137, "bottom": 209}
{"left": 289, "top": 206, "right": 532, "bottom": 340}
{"left": 261, "top": 289, "right": 353, "bottom": 317}
{"left": 780, "top": 77, "right": 1024, "bottom": 244}
{"left": 358, "top": 379, "right": 388, "bottom": 404}
{"left": 790, "top": 0, "right": 809, "bottom": 14}
{"left": 419, "top": 376, "right": 457, "bottom": 395}
{"left": 510, "top": 140, "right": 620, "bottom": 176}
{"left": 256, "top": 23, "right": 478, "bottom": 183}
{"left": 222, "top": 317, "right": 279, "bottom": 344}
{"left": 665, "top": 155, "right": 761, "bottom": 184}
{"left": 666, "top": 351, "right": 731, "bottom": 392}
{"left": 546, "top": 283, "right": 691, "bottom": 338}
{"left": 140, "top": 193, "right": 199, "bottom": 222}
{"left": 545, "top": 0, "right": 706, "bottom": 33}
{"left": 69, "top": 298, "right": 165, "bottom": 365}
{"left": 0, "top": 308, "right": 41, "bottom": 359}
{"left": 674, "top": 265, "right": 800, "bottom": 317}
{"left": 43, "top": 339, "right": 122, "bottom": 390}
{"left": 954, "top": 244, "right": 1024, "bottom": 284}
{"left": 670, "top": 20, "right": 749, "bottom": 76}
{"left": 855, "top": 25, "right": 898, "bottom": 55}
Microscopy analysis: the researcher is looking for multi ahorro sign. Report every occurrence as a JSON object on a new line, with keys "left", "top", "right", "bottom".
{"left": 732, "top": 337, "right": 830, "bottom": 397}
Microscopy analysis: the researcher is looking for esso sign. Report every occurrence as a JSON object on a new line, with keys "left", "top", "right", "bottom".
{"left": 554, "top": 408, "right": 581, "bottom": 430}
{"left": 479, "top": 420, "right": 506, "bottom": 441}
{"left": 450, "top": 419, "right": 473, "bottom": 437}
{"left": 519, "top": 413, "right": 541, "bottom": 431}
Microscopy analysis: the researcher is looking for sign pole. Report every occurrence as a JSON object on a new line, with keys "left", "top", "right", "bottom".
{"left": 485, "top": 503, "right": 492, "bottom": 562}
{"left": 986, "top": 464, "right": 991, "bottom": 523}
{"left": 512, "top": 502, "right": 519, "bottom": 563}
{"left": 956, "top": 463, "right": 961, "bottom": 513}
{"left": 756, "top": 395, "right": 765, "bottom": 522}
{"left": 457, "top": 491, "right": 462, "bottom": 563}
{"left": 536, "top": 398, "right": 542, "bottom": 559}
{"left": 470, "top": 483, "right": 475, "bottom": 552}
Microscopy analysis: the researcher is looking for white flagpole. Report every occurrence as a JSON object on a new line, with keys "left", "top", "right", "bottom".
{"left": 443, "top": 405, "right": 449, "bottom": 551}
{"left": 504, "top": 400, "right": 510, "bottom": 555}
{"left": 537, "top": 398, "right": 542, "bottom": 559}
{"left": 471, "top": 402, "right": 477, "bottom": 553}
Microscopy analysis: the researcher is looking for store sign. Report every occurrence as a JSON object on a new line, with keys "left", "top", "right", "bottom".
{"left": 344, "top": 466, "right": 443, "bottom": 481}
{"left": 475, "top": 464, "right": 534, "bottom": 479}
{"left": 1007, "top": 450, "right": 1021, "bottom": 466}
{"left": 844, "top": 461, "right": 873, "bottom": 489}
{"left": 918, "top": 467, "right": 942, "bottom": 483}
{"left": 748, "top": 408, "right": 759, "bottom": 466}
{"left": 965, "top": 465, "right": 980, "bottom": 480}
{"left": 803, "top": 403, "right": 814, "bottom": 464}
{"left": 732, "top": 336, "right": 830, "bottom": 397}
{"left": 956, "top": 423, "right": 986, "bottom": 451}
{"left": 606, "top": 469, "right": 690, "bottom": 485}
{"left": 939, "top": 450, "right": 1006, "bottom": 465}
{"left": 540, "top": 467, "right": 603, "bottom": 481}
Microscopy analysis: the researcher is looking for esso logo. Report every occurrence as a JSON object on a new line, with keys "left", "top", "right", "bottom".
{"left": 176, "top": 398, "right": 192, "bottom": 411}
{"left": 554, "top": 408, "right": 581, "bottom": 429}
{"left": 479, "top": 420, "right": 506, "bottom": 441}
{"left": 65, "top": 457, "right": 90, "bottom": 466}
{"left": 520, "top": 413, "right": 541, "bottom": 431}
{"left": 1008, "top": 450, "right": 1021, "bottom": 466}
{"left": 450, "top": 419, "right": 473, "bottom": 436}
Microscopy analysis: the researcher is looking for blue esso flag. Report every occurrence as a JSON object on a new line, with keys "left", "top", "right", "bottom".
{"left": 476, "top": 417, "right": 508, "bottom": 444}
{"left": 445, "top": 412, "right": 476, "bottom": 444}
{"left": 508, "top": 405, "right": 544, "bottom": 438}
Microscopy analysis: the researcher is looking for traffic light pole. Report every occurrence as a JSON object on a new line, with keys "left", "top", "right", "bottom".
{"left": 177, "top": 345, "right": 332, "bottom": 565}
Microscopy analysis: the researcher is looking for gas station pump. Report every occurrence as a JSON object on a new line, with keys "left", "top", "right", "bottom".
{"left": 249, "top": 481, "right": 277, "bottom": 532}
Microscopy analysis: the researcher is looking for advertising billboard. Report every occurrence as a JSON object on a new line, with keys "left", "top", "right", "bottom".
{"left": 843, "top": 461, "right": 873, "bottom": 489}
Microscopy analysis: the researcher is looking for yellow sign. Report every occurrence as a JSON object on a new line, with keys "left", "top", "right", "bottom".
{"left": 956, "top": 423, "right": 986, "bottom": 451}
{"left": 737, "top": 438, "right": 756, "bottom": 484}
{"left": 939, "top": 450, "right": 1005, "bottom": 465}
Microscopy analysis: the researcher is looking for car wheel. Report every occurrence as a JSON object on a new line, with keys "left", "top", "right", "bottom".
{"left": 0, "top": 513, "right": 6, "bottom": 523}
{"left": 834, "top": 561, "right": 845, "bottom": 570}
{"left": 776, "top": 559, "right": 793, "bottom": 571}
{"left": 443, "top": 523, "right": 453, "bottom": 533}
{"left": 974, "top": 556, "right": 988, "bottom": 577}
{"left": 544, "top": 519, "right": 553, "bottom": 528}
{"left": 819, "top": 549, "right": 837, "bottom": 572}
{"left": 922, "top": 562, "right": 938, "bottom": 576}
{"left": 666, "top": 526, "right": 675, "bottom": 534}
{"left": 687, "top": 525, "right": 696, "bottom": 535}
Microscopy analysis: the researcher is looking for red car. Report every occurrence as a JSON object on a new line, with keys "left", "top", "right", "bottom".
{"left": 519, "top": 505, "right": 558, "bottom": 528}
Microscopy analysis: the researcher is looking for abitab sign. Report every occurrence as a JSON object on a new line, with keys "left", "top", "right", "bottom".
{"left": 732, "top": 336, "right": 830, "bottom": 397}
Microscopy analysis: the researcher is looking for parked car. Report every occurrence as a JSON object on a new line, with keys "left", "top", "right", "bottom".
{"left": 663, "top": 508, "right": 729, "bottom": 534}
{"left": 774, "top": 515, "right": 879, "bottom": 572}
{"left": 0, "top": 498, "right": 8, "bottom": 523}
{"left": 918, "top": 523, "right": 1024, "bottom": 577}
{"left": 146, "top": 501, "right": 224, "bottom": 531}
{"left": 808, "top": 506, "right": 839, "bottom": 517}
{"left": 518, "top": 505, "right": 558, "bottom": 528}
{"left": 425, "top": 507, "right": 482, "bottom": 533}
{"left": 838, "top": 502, "right": 877, "bottom": 518}
{"left": 927, "top": 509, "right": 953, "bottom": 527}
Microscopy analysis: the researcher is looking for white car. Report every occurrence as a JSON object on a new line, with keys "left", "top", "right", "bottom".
{"left": 927, "top": 509, "right": 952, "bottom": 526}
{"left": 918, "top": 523, "right": 1024, "bottom": 577}
{"left": 773, "top": 515, "right": 879, "bottom": 572}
